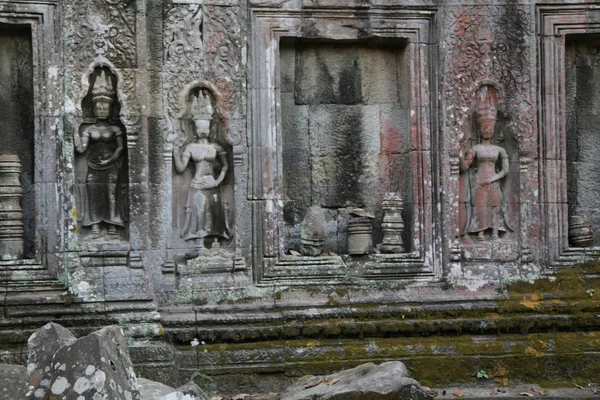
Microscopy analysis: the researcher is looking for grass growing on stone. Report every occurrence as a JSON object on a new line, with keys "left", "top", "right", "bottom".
{"left": 176, "top": 261, "right": 600, "bottom": 392}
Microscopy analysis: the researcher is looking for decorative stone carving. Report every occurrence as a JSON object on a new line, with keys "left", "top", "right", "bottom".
{"left": 170, "top": 88, "right": 230, "bottom": 250}
{"left": 0, "top": 155, "right": 24, "bottom": 260}
{"left": 380, "top": 193, "right": 405, "bottom": 254}
{"left": 348, "top": 209, "right": 373, "bottom": 255}
{"left": 445, "top": 5, "right": 533, "bottom": 146}
{"left": 204, "top": 5, "right": 242, "bottom": 80}
{"left": 67, "top": 0, "right": 136, "bottom": 69}
{"left": 75, "top": 68, "right": 129, "bottom": 238}
{"left": 164, "top": 3, "right": 203, "bottom": 76}
{"left": 459, "top": 85, "right": 512, "bottom": 242}
{"left": 569, "top": 215, "right": 594, "bottom": 248}
{"left": 300, "top": 206, "right": 327, "bottom": 257}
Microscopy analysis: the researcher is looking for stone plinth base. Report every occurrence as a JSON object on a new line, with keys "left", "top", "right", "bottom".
{"left": 262, "top": 255, "right": 347, "bottom": 284}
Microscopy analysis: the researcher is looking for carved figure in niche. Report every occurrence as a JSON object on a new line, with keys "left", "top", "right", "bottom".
{"left": 171, "top": 89, "right": 230, "bottom": 249}
{"left": 75, "top": 69, "right": 128, "bottom": 237}
{"left": 460, "top": 85, "right": 511, "bottom": 241}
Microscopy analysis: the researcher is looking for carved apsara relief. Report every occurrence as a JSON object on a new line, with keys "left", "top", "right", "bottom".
{"left": 75, "top": 67, "right": 129, "bottom": 240}
{"left": 444, "top": 6, "right": 531, "bottom": 260}
{"left": 458, "top": 84, "right": 514, "bottom": 243}
{"left": 168, "top": 83, "right": 234, "bottom": 253}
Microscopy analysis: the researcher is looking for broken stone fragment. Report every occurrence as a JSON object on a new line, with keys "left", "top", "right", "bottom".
{"left": 137, "top": 377, "right": 175, "bottom": 399}
{"left": 0, "top": 363, "right": 27, "bottom": 399}
{"left": 26, "top": 322, "right": 77, "bottom": 400}
{"left": 281, "top": 361, "right": 433, "bottom": 400}
{"left": 299, "top": 206, "right": 327, "bottom": 256}
{"left": 156, "top": 381, "right": 210, "bottom": 400}
{"left": 48, "top": 325, "right": 140, "bottom": 400}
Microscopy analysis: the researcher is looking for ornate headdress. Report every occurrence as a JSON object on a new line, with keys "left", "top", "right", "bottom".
{"left": 92, "top": 69, "right": 115, "bottom": 104}
{"left": 190, "top": 89, "right": 214, "bottom": 122}
{"left": 475, "top": 85, "right": 498, "bottom": 122}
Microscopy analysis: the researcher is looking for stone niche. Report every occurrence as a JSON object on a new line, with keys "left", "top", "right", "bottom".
{"left": 249, "top": 8, "right": 438, "bottom": 282}
{"left": 0, "top": 22, "right": 35, "bottom": 259}
{"left": 565, "top": 34, "right": 600, "bottom": 247}
{"left": 280, "top": 38, "right": 413, "bottom": 255}
{"left": 538, "top": 5, "right": 600, "bottom": 266}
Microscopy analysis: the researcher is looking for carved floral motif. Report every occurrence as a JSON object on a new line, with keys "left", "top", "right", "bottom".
{"left": 164, "top": 4, "right": 204, "bottom": 75}
{"left": 204, "top": 5, "right": 242, "bottom": 79}
{"left": 445, "top": 5, "right": 532, "bottom": 150}
{"left": 67, "top": 0, "right": 136, "bottom": 68}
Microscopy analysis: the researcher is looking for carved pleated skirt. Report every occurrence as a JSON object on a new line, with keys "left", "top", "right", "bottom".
{"left": 182, "top": 186, "right": 226, "bottom": 240}
{"left": 468, "top": 181, "right": 505, "bottom": 233}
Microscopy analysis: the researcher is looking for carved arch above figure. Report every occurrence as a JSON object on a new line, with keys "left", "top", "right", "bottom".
{"left": 169, "top": 80, "right": 240, "bottom": 147}
{"left": 79, "top": 57, "right": 141, "bottom": 142}
{"left": 458, "top": 81, "right": 507, "bottom": 150}
{"left": 79, "top": 57, "right": 135, "bottom": 119}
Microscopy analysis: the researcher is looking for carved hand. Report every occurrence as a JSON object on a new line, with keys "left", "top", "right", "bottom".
{"left": 197, "top": 175, "right": 218, "bottom": 189}
{"left": 478, "top": 176, "right": 500, "bottom": 185}
{"left": 459, "top": 148, "right": 474, "bottom": 170}
{"left": 166, "top": 133, "right": 180, "bottom": 144}
{"left": 464, "top": 149, "right": 473, "bottom": 162}
{"left": 74, "top": 133, "right": 84, "bottom": 153}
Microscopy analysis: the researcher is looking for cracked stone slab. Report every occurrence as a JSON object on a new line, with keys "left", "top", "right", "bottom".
{"left": 26, "top": 322, "right": 77, "bottom": 400}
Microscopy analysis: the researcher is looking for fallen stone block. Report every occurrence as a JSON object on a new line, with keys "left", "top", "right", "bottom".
{"left": 137, "top": 377, "right": 175, "bottom": 399}
{"left": 156, "top": 381, "right": 210, "bottom": 400}
{"left": 281, "top": 361, "right": 433, "bottom": 400}
{"left": 0, "top": 363, "right": 27, "bottom": 400}
{"left": 26, "top": 322, "right": 77, "bottom": 400}
{"left": 48, "top": 325, "right": 140, "bottom": 400}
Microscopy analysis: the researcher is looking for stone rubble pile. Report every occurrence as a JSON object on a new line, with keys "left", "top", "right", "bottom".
{"left": 0, "top": 322, "right": 432, "bottom": 400}
{"left": 0, "top": 322, "right": 209, "bottom": 400}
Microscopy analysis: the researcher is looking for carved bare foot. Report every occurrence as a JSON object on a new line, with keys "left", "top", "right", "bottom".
{"left": 492, "top": 231, "right": 500, "bottom": 240}
{"left": 477, "top": 231, "right": 485, "bottom": 241}
{"left": 108, "top": 226, "right": 118, "bottom": 236}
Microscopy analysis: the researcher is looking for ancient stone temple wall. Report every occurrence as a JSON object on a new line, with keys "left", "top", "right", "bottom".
{"left": 2, "top": 0, "right": 600, "bottom": 391}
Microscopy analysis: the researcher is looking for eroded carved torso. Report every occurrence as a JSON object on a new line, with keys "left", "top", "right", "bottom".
{"left": 83, "top": 124, "right": 122, "bottom": 170}
{"left": 183, "top": 141, "right": 221, "bottom": 183}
